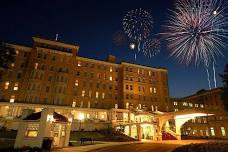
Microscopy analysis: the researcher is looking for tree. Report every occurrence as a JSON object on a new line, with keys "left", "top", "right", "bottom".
{"left": 220, "top": 63, "right": 228, "bottom": 112}
{"left": 0, "top": 42, "right": 16, "bottom": 80}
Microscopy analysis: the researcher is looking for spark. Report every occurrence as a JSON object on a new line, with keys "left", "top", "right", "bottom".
{"left": 142, "top": 39, "right": 161, "bottom": 58}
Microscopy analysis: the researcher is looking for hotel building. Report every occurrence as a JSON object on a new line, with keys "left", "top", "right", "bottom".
{"left": 0, "top": 37, "right": 170, "bottom": 112}
{"left": 171, "top": 88, "right": 228, "bottom": 139}
{"left": 0, "top": 37, "right": 227, "bottom": 146}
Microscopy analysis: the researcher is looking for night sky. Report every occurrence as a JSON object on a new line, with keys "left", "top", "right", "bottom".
{"left": 0, "top": 0, "right": 227, "bottom": 97}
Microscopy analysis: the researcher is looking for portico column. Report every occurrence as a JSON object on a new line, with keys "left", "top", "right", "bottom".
{"left": 137, "top": 124, "right": 142, "bottom": 141}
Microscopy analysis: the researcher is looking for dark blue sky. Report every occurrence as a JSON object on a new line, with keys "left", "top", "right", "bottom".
{"left": 0, "top": 0, "right": 227, "bottom": 97}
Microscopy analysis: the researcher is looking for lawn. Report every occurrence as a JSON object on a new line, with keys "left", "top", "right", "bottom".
{"left": 173, "top": 142, "right": 228, "bottom": 152}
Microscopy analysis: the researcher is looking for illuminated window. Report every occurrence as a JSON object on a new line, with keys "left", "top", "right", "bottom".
{"left": 183, "top": 102, "right": 188, "bottom": 106}
{"left": 102, "top": 93, "right": 105, "bottom": 99}
{"left": 173, "top": 102, "right": 178, "bottom": 106}
{"left": 149, "top": 71, "right": 151, "bottom": 76}
{"left": 101, "top": 114, "right": 105, "bottom": 119}
{"left": 192, "top": 118, "right": 195, "bottom": 123}
{"left": 11, "top": 63, "right": 15, "bottom": 67}
{"left": 75, "top": 80, "right": 79, "bottom": 86}
{"left": 210, "top": 127, "right": 215, "bottom": 136}
{"left": 137, "top": 69, "right": 140, "bottom": 74}
{"left": 77, "top": 61, "right": 81, "bottom": 66}
{"left": 174, "top": 109, "right": 178, "bottom": 112}
{"left": 151, "top": 105, "right": 154, "bottom": 111}
{"left": 189, "top": 103, "right": 193, "bottom": 107}
{"left": 155, "top": 106, "right": 158, "bottom": 111}
{"left": 150, "top": 87, "right": 152, "bottom": 93}
{"left": 200, "top": 104, "right": 204, "bottom": 108}
{"left": 195, "top": 104, "right": 199, "bottom": 108}
{"left": 139, "top": 104, "right": 142, "bottom": 109}
{"left": 25, "top": 123, "right": 39, "bottom": 137}
{"left": 110, "top": 67, "right": 113, "bottom": 72}
{"left": 72, "top": 101, "right": 76, "bottom": 107}
{"left": 153, "top": 88, "right": 157, "bottom": 93}
{"left": 82, "top": 90, "right": 85, "bottom": 97}
{"left": 10, "top": 95, "right": 15, "bottom": 103}
{"left": 221, "top": 127, "right": 226, "bottom": 136}
{"left": 115, "top": 104, "right": 118, "bottom": 109}
{"left": 87, "top": 114, "right": 90, "bottom": 119}
{"left": 126, "top": 102, "right": 129, "bottom": 109}
{"left": 109, "top": 76, "right": 113, "bottom": 81}
{"left": 96, "top": 92, "right": 99, "bottom": 99}
{"left": 34, "top": 63, "right": 38, "bottom": 69}
{"left": 16, "top": 50, "right": 19, "bottom": 55}
{"left": 4, "top": 82, "right": 10, "bottom": 89}
{"left": 13, "top": 83, "right": 19, "bottom": 90}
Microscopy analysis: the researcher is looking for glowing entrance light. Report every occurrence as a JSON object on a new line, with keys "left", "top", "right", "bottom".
{"left": 175, "top": 113, "right": 213, "bottom": 119}
{"left": 78, "top": 113, "right": 85, "bottom": 120}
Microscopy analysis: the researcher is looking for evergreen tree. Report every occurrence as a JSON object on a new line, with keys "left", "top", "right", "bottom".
{"left": 220, "top": 63, "right": 228, "bottom": 112}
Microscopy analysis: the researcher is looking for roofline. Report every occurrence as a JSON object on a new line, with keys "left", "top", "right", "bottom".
{"left": 76, "top": 56, "right": 119, "bottom": 66}
{"left": 6, "top": 43, "right": 32, "bottom": 52}
{"left": 121, "top": 62, "right": 168, "bottom": 72}
{"left": 32, "top": 36, "right": 80, "bottom": 50}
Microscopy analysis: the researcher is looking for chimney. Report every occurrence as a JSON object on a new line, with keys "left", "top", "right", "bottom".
{"left": 106, "top": 55, "right": 116, "bottom": 63}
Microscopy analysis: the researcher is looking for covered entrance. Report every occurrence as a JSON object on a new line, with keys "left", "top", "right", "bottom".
{"left": 141, "top": 124, "right": 154, "bottom": 140}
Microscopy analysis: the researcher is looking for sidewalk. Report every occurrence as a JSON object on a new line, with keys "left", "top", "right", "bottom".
{"left": 52, "top": 141, "right": 139, "bottom": 152}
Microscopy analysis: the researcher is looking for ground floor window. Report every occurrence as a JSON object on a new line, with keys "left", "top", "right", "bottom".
{"left": 221, "top": 127, "right": 226, "bottom": 136}
{"left": 210, "top": 127, "right": 215, "bottom": 136}
{"left": 25, "top": 123, "right": 39, "bottom": 137}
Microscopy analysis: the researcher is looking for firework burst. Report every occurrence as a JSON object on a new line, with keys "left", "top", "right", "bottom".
{"left": 142, "top": 39, "right": 161, "bottom": 58}
{"left": 122, "top": 8, "right": 153, "bottom": 46}
{"left": 163, "top": 0, "right": 228, "bottom": 66}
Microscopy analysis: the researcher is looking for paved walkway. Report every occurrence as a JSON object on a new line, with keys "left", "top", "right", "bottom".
{"left": 53, "top": 140, "right": 225, "bottom": 152}
{"left": 53, "top": 141, "right": 139, "bottom": 152}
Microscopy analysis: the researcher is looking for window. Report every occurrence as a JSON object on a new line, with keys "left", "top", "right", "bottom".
{"left": 151, "top": 105, "right": 154, "bottom": 111}
{"left": 126, "top": 85, "right": 129, "bottom": 90}
{"left": 221, "top": 127, "right": 226, "bottom": 136}
{"left": 210, "top": 127, "right": 215, "bottom": 136}
{"left": 195, "top": 104, "right": 199, "bottom": 108}
{"left": 110, "top": 67, "right": 113, "bottom": 72}
{"left": 130, "top": 85, "right": 133, "bottom": 91}
{"left": 102, "top": 93, "right": 105, "bottom": 99}
{"left": 77, "top": 61, "right": 81, "bottom": 66}
{"left": 150, "top": 87, "right": 152, "bottom": 93}
{"left": 25, "top": 123, "right": 39, "bottom": 137}
{"left": 173, "top": 102, "right": 178, "bottom": 106}
{"left": 4, "top": 82, "right": 10, "bottom": 89}
{"left": 89, "top": 90, "right": 92, "bottom": 98}
{"left": 82, "top": 90, "right": 85, "bottom": 97}
{"left": 109, "top": 76, "right": 113, "bottom": 81}
{"left": 72, "top": 101, "right": 76, "bottom": 107}
{"left": 126, "top": 102, "right": 129, "bottom": 109}
{"left": 174, "top": 109, "right": 178, "bottom": 112}
{"left": 46, "top": 86, "right": 50, "bottom": 93}
{"left": 155, "top": 106, "right": 158, "bottom": 111}
{"left": 34, "top": 63, "right": 38, "bottom": 69}
{"left": 96, "top": 92, "right": 99, "bottom": 99}
{"left": 189, "top": 103, "right": 193, "bottom": 107}
{"left": 12, "top": 83, "right": 18, "bottom": 91}
{"left": 75, "top": 80, "right": 79, "bottom": 86}
{"left": 115, "top": 104, "right": 118, "bottom": 109}
{"left": 183, "top": 102, "right": 188, "bottom": 106}
{"left": 153, "top": 88, "right": 157, "bottom": 93}
{"left": 10, "top": 95, "right": 15, "bottom": 103}
{"left": 200, "top": 104, "right": 204, "bottom": 108}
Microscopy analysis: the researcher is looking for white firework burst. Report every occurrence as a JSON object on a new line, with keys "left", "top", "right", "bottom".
{"left": 142, "top": 39, "right": 161, "bottom": 58}
{"left": 163, "top": 0, "right": 228, "bottom": 66}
